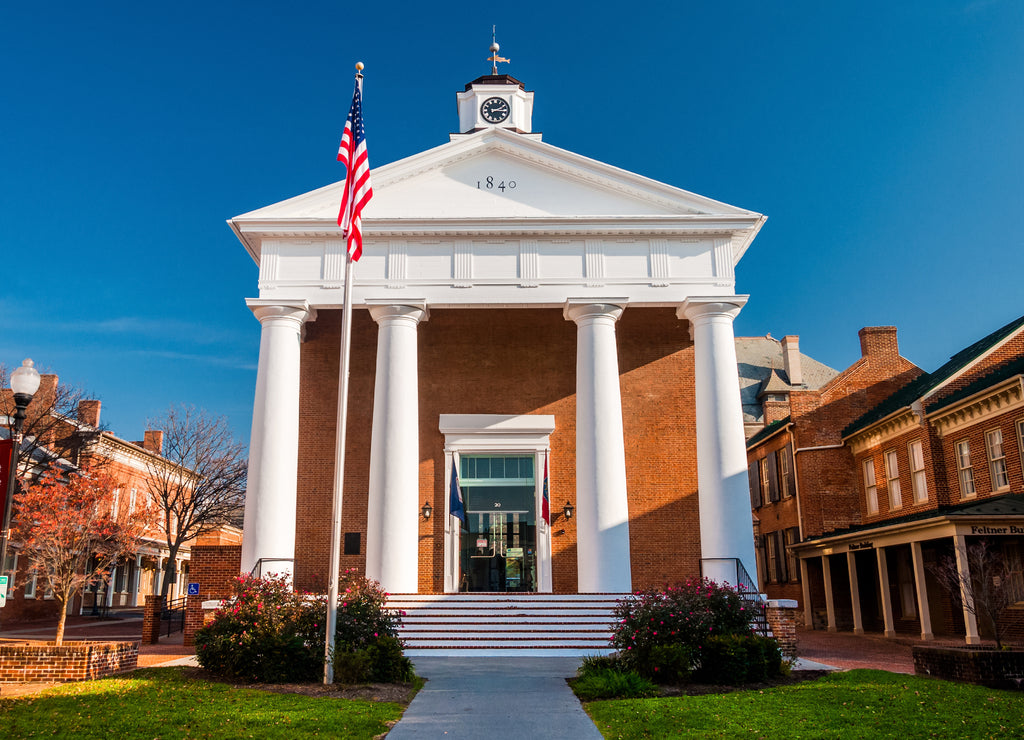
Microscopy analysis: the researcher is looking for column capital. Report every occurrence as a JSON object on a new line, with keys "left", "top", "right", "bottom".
{"left": 366, "top": 302, "right": 429, "bottom": 326}
{"left": 676, "top": 295, "right": 749, "bottom": 323}
{"left": 563, "top": 299, "right": 628, "bottom": 324}
{"left": 246, "top": 299, "right": 316, "bottom": 327}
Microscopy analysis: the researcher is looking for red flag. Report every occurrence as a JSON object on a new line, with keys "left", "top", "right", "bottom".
{"left": 337, "top": 75, "right": 373, "bottom": 262}
{"left": 541, "top": 456, "right": 550, "bottom": 525}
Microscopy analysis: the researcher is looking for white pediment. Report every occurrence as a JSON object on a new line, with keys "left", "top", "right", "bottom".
{"left": 232, "top": 128, "right": 759, "bottom": 224}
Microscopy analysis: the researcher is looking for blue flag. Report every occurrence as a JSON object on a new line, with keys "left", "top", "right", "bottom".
{"left": 450, "top": 462, "right": 466, "bottom": 523}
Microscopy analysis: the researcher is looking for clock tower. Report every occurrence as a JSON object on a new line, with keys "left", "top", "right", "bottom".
{"left": 455, "top": 74, "right": 536, "bottom": 137}
{"left": 454, "top": 40, "right": 536, "bottom": 138}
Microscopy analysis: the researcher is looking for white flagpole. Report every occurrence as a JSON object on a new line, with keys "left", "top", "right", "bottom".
{"left": 324, "top": 249, "right": 355, "bottom": 684}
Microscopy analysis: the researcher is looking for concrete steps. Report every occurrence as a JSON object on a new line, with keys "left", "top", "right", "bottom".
{"left": 388, "top": 593, "right": 625, "bottom": 657}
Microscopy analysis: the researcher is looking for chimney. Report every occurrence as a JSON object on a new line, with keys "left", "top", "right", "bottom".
{"left": 781, "top": 335, "right": 802, "bottom": 386}
{"left": 143, "top": 430, "right": 164, "bottom": 455}
{"left": 859, "top": 326, "right": 899, "bottom": 359}
{"left": 77, "top": 399, "right": 101, "bottom": 427}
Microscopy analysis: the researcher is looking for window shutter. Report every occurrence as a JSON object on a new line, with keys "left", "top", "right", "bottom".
{"left": 785, "top": 443, "right": 795, "bottom": 497}
{"left": 767, "top": 449, "right": 780, "bottom": 502}
{"left": 748, "top": 460, "right": 762, "bottom": 508}
{"left": 776, "top": 531, "right": 788, "bottom": 582}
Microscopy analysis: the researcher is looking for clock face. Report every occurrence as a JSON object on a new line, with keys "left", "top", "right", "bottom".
{"left": 480, "top": 97, "right": 511, "bottom": 124}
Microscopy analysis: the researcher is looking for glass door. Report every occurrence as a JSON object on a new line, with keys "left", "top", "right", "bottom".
{"left": 457, "top": 455, "right": 538, "bottom": 592}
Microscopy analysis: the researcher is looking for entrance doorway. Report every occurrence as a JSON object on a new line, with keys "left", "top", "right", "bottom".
{"left": 457, "top": 455, "right": 538, "bottom": 592}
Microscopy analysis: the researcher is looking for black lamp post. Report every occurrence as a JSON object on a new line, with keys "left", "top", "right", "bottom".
{"left": 1, "top": 359, "right": 41, "bottom": 618}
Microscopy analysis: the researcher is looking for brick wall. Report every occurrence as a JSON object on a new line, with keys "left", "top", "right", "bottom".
{"left": 913, "top": 644, "right": 1024, "bottom": 690}
{"left": 141, "top": 595, "right": 164, "bottom": 645}
{"left": 765, "top": 600, "right": 799, "bottom": 657}
{"left": 0, "top": 640, "right": 139, "bottom": 683}
{"left": 182, "top": 544, "right": 241, "bottom": 647}
{"left": 294, "top": 307, "right": 702, "bottom": 594}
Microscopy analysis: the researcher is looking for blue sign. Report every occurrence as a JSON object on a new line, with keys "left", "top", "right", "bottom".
{"left": 187, "top": 582, "right": 200, "bottom": 596}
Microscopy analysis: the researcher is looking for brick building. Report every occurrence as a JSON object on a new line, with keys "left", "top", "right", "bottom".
{"left": 747, "top": 315, "right": 1024, "bottom": 644}
{"left": 1, "top": 384, "right": 195, "bottom": 622}
{"left": 231, "top": 71, "right": 768, "bottom": 599}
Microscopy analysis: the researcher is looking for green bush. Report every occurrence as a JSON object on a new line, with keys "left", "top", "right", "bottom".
{"left": 365, "top": 635, "right": 414, "bottom": 683}
{"left": 572, "top": 667, "right": 658, "bottom": 701}
{"left": 646, "top": 644, "right": 694, "bottom": 684}
{"left": 195, "top": 571, "right": 409, "bottom": 685}
{"left": 332, "top": 649, "right": 373, "bottom": 684}
{"left": 695, "top": 634, "right": 784, "bottom": 684}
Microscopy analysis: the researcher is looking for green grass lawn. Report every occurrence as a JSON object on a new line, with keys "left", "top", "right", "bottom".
{"left": 1, "top": 667, "right": 407, "bottom": 739}
{"left": 584, "top": 669, "right": 1024, "bottom": 739}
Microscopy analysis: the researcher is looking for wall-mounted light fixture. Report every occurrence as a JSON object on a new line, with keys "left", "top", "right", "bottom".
{"left": 551, "top": 501, "right": 575, "bottom": 525}
{"left": 421, "top": 501, "right": 433, "bottom": 520}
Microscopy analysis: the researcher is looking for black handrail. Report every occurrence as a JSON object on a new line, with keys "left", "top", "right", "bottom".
{"left": 160, "top": 596, "right": 187, "bottom": 637}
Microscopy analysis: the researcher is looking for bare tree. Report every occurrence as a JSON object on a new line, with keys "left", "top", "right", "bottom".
{"left": 928, "top": 539, "right": 1021, "bottom": 649}
{"left": 145, "top": 405, "right": 247, "bottom": 599}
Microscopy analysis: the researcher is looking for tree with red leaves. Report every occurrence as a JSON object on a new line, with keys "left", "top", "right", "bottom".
{"left": 12, "top": 464, "right": 151, "bottom": 644}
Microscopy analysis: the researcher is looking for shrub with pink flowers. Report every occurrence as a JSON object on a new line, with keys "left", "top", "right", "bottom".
{"left": 195, "top": 573, "right": 325, "bottom": 682}
{"left": 611, "top": 579, "right": 767, "bottom": 682}
{"left": 195, "top": 570, "right": 409, "bottom": 684}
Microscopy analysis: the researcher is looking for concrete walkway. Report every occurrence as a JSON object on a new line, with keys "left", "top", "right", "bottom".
{"left": 387, "top": 657, "right": 602, "bottom": 739}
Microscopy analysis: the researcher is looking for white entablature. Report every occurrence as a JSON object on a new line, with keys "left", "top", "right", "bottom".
{"left": 229, "top": 127, "right": 765, "bottom": 309}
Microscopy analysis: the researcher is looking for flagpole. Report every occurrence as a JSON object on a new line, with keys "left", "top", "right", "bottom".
{"left": 325, "top": 245, "right": 355, "bottom": 684}
{"left": 325, "top": 64, "right": 365, "bottom": 685}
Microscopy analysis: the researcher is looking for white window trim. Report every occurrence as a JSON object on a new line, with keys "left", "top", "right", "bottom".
{"left": 909, "top": 440, "right": 928, "bottom": 504}
{"left": 986, "top": 428, "right": 1010, "bottom": 491}
{"left": 956, "top": 439, "right": 976, "bottom": 499}
{"left": 440, "top": 414, "right": 556, "bottom": 594}
{"left": 864, "top": 459, "right": 878, "bottom": 515}
{"left": 885, "top": 450, "right": 902, "bottom": 510}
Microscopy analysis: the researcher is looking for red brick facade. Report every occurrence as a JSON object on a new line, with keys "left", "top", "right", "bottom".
{"left": 293, "top": 306, "right": 702, "bottom": 594}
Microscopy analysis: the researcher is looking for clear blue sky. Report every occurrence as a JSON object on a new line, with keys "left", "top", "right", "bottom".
{"left": 3, "top": 1, "right": 1022, "bottom": 444}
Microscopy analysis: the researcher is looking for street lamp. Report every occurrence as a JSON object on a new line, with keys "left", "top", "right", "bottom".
{"left": 1, "top": 359, "right": 41, "bottom": 605}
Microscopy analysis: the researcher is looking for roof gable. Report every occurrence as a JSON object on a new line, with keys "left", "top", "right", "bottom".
{"left": 232, "top": 128, "right": 761, "bottom": 223}
{"left": 843, "top": 314, "right": 1024, "bottom": 437}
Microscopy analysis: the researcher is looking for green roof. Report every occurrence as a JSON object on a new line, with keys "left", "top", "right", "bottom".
{"left": 842, "top": 313, "right": 1024, "bottom": 438}
{"left": 926, "top": 355, "right": 1024, "bottom": 414}
{"left": 746, "top": 416, "right": 790, "bottom": 448}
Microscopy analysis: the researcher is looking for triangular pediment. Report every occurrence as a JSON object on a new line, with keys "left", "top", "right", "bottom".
{"left": 232, "top": 128, "right": 759, "bottom": 223}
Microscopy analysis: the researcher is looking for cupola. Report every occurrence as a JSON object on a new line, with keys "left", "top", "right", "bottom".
{"left": 453, "top": 36, "right": 538, "bottom": 139}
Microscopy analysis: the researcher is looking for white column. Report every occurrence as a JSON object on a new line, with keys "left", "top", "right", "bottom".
{"left": 154, "top": 555, "right": 164, "bottom": 596}
{"left": 847, "top": 551, "right": 863, "bottom": 634}
{"left": 131, "top": 553, "right": 143, "bottom": 607}
{"left": 800, "top": 559, "right": 812, "bottom": 627}
{"left": 679, "top": 297, "right": 757, "bottom": 585}
{"left": 241, "top": 302, "right": 314, "bottom": 579}
{"left": 565, "top": 301, "right": 632, "bottom": 593}
{"left": 876, "top": 547, "right": 896, "bottom": 638}
{"left": 953, "top": 534, "right": 981, "bottom": 644}
{"left": 911, "top": 541, "right": 934, "bottom": 640}
{"left": 822, "top": 555, "right": 837, "bottom": 632}
{"left": 105, "top": 566, "right": 117, "bottom": 608}
{"left": 366, "top": 304, "right": 427, "bottom": 593}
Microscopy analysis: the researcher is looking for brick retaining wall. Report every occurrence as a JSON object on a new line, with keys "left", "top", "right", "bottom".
{"left": 0, "top": 640, "right": 139, "bottom": 683}
{"left": 913, "top": 645, "right": 1024, "bottom": 690}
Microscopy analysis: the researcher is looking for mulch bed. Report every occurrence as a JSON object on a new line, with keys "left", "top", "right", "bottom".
{"left": 655, "top": 669, "right": 831, "bottom": 697}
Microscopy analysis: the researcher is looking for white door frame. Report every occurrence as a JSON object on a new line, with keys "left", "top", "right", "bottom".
{"left": 440, "top": 414, "right": 556, "bottom": 594}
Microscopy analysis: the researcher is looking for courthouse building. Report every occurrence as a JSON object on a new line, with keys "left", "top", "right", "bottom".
{"left": 230, "top": 71, "right": 768, "bottom": 598}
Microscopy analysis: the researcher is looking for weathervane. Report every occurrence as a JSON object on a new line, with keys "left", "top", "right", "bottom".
{"left": 487, "top": 25, "right": 510, "bottom": 74}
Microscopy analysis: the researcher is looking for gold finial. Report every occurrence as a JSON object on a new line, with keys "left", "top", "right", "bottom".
{"left": 355, "top": 61, "right": 364, "bottom": 78}
{"left": 487, "top": 26, "right": 510, "bottom": 74}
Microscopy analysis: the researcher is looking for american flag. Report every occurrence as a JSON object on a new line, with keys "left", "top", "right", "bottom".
{"left": 337, "top": 76, "right": 372, "bottom": 262}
